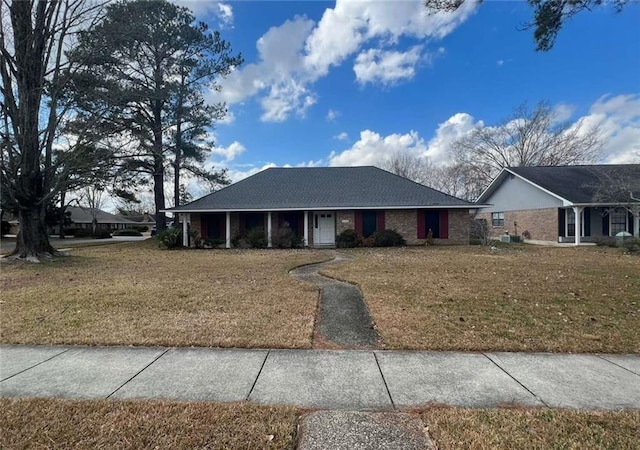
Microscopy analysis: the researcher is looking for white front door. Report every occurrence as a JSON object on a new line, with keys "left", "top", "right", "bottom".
{"left": 313, "top": 211, "right": 335, "bottom": 245}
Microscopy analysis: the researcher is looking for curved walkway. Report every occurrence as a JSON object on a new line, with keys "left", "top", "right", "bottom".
{"left": 290, "top": 253, "right": 379, "bottom": 349}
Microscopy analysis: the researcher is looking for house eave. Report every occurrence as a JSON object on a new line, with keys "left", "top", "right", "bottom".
{"left": 163, "top": 204, "right": 483, "bottom": 214}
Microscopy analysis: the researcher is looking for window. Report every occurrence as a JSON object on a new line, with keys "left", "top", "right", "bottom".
{"left": 491, "top": 212, "right": 504, "bottom": 227}
{"left": 566, "top": 209, "right": 576, "bottom": 237}
{"left": 362, "top": 211, "right": 377, "bottom": 237}
{"left": 610, "top": 208, "right": 627, "bottom": 236}
{"left": 418, "top": 210, "right": 448, "bottom": 239}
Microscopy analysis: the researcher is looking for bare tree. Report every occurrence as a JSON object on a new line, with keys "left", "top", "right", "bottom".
{"left": 0, "top": 0, "right": 108, "bottom": 261}
{"left": 380, "top": 152, "right": 434, "bottom": 185}
{"left": 452, "top": 101, "right": 603, "bottom": 199}
{"left": 78, "top": 185, "right": 105, "bottom": 236}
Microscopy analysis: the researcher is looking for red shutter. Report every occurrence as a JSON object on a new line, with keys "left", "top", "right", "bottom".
{"left": 417, "top": 210, "right": 426, "bottom": 239}
{"left": 377, "top": 210, "right": 385, "bottom": 231}
{"left": 219, "top": 215, "right": 225, "bottom": 239}
{"left": 201, "top": 214, "right": 208, "bottom": 238}
{"left": 354, "top": 211, "right": 363, "bottom": 235}
{"left": 439, "top": 210, "right": 449, "bottom": 239}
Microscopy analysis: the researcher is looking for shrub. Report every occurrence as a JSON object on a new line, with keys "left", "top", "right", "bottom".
{"left": 231, "top": 233, "right": 242, "bottom": 248}
{"left": 620, "top": 237, "right": 639, "bottom": 253}
{"left": 336, "top": 229, "right": 361, "bottom": 248}
{"left": 204, "top": 237, "right": 225, "bottom": 248}
{"left": 72, "top": 228, "right": 91, "bottom": 238}
{"left": 362, "top": 236, "right": 376, "bottom": 247}
{"left": 592, "top": 236, "right": 617, "bottom": 247}
{"left": 157, "top": 227, "right": 183, "bottom": 249}
{"left": 93, "top": 230, "right": 112, "bottom": 239}
{"left": 371, "top": 229, "right": 406, "bottom": 247}
{"left": 245, "top": 227, "right": 266, "bottom": 248}
{"left": 1, "top": 220, "right": 11, "bottom": 236}
{"left": 189, "top": 230, "right": 204, "bottom": 249}
{"left": 272, "top": 225, "right": 304, "bottom": 248}
{"left": 134, "top": 225, "right": 149, "bottom": 232}
{"left": 112, "top": 228, "right": 143, "bottom": 237}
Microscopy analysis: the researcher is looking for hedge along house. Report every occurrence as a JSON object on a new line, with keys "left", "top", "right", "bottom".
{"left": 476, "top": 165, "right": 640, "bottom": 245}
{"left": 165, "top": 166, "right": 475, "bottom": 248}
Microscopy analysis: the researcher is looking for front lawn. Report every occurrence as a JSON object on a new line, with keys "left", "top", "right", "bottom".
{"left": 1, "top": 240, "right": 331, "bottom": 348}
{"left": 322, "top": 246, "right": 640, "bottom": 353}
{"left": 2, "top": 398, "right": 638, "bottom": 449}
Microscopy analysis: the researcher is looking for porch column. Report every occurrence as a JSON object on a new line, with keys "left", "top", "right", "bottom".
{"left": 634, "top": 207, "right": 640, "bottom": 237}
{"left": 303, "top": 210, "right": 309, "bottom": 247}
{"left": 267, "top": 211, "right": 272, "bottom": 248}
{"left": 182, "top": 213, "right": 189, "bottom": 247}
{"left": 225, "top": 212, "right": 231, "bottom": 248}
{"left": 573, "top": 206, "right": 583, "bottom": 246}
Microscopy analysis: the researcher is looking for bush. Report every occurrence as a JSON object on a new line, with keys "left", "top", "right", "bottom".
{"left": 272, "top": 225, "right": 304, "bottom": 248}
{"left": 245, "top": 227, "right": 267, "bottom": 248}
{"left": 592, "top": 236, "right": 617, "bottom": 247}
{"left": 157, "top": 227, "right": 183, "bottom": 249}
{"left": 72, "top": 228, "right": 91, "bottom": 238}
{"left": 93, "top": 230, "right": 112, "bottom": 239}
{"left": 112, "top": 228, "right": 143, "bottom": 237}
{"left": 204, "top": 237, "right": 225, "bottom": 248}
{"left": 371, "top": 229, "right": 406, "bottom": 247}
{"left": 1, "top": 220, "right": 11, "bottom": 236}
{"left": 336, "top": 229, "right": 361, "bottom": 248}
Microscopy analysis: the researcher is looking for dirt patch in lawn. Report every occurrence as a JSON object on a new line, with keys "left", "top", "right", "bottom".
{"left": 421, "top": 406, "right": 640, "bottom": 450}
{"left": 0, "top": 398, "right": 299, "bottom": 450}
{"left": 321, "top": 246, "right": 640, "bottom": 353}
{"left": 0, "top": 240, "right": 332, "bottom": 348}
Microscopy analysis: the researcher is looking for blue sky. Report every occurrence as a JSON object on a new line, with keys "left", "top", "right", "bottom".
{"left": 177, "top": 0, "right": 640, "bottom": 186}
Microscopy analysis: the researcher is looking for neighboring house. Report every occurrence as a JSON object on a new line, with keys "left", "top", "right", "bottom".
{"left": 67, "top": 206, "right": 139, "bottom": 230}
{"left": 165, "top": 166, "right": 475, "bottom": 248}
{"left": 114, "top": 212, "right": 155, "bottom": 231}
{"left": 476, "top": 165, "right": 640, "bottom": 245}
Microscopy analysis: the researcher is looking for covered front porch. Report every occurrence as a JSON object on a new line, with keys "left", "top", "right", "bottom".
{"left": 558, "top": 205, "right": 640, "bottom": 245}
{"left": 178, "top": 210, "right": 338, "bottom": 248}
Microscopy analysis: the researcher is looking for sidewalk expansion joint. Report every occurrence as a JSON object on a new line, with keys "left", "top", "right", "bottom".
{"left": 373, "top": 351, "right": 395, "bottom": 410}
{"left": 595, "top": 355, "right": 640, "bottom": 377}
{"left": 106, "top": 347, "right": 170, "bottom": 399}
{"left": 246, "top": 349, "right": 270, "bottom": 401}
{"left": 483, "top": 353, "right": 549, "bottom": 407}
{"left": 1, "top": 347, "right": 71, "bottom": 383}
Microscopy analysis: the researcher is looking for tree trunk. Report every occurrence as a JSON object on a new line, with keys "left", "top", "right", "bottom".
{"left": 59, "top": 190, "right": 66, "bottom": 238}
{"left": 11, "top": 204, "right": 56, "bottom": 261}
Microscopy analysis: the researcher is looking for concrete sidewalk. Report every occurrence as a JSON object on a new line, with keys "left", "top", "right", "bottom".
{"left": 1, "top": 345, "right": 639, "bottom": 410}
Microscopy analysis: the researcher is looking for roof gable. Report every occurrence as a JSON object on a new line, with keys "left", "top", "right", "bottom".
{"left": 170, "top": 166, "right": 472, "bottom": 212}
{"left": 478, "top": 164, "right": 640, "bottom": 205}
{"left": 507, "top": 165, "right": 640, "bottom": 204}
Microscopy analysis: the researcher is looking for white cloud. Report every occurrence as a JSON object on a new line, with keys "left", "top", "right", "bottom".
{"left": 215, "top": 0, "right": 478, "bottom": 122}
{"left": 496, "top": 59, "right": 504, "bottom": 67}
{"left": 216, "top": 3, "right": 233, "bottom": 28}
{"left": 586, "top": 94, "right": 640, "bottom": 163}
{"left": 329, "top": 129, "right": 428, "bottom": 166}
{"left": 211, "top": 141, "right": 246, "bottom": 161}
{"left": 424, "top": 113, "right": 480, "bottom": 164}
{"left": 326, "top": 109, "right": 340, "bottom": 121}
{"left": 354, "top": 46, "right": 423, "bottom": 85}
{"left": 334, "top": 132, "right": 349, "bottom": 141}
{"left": 553, "top": 103, "right": 576, "bottom": 122}
{"left": 327, "top": 114, "right": 480, "bottom": 167}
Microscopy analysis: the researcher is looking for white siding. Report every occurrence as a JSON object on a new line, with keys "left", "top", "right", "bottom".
{"left": 483, "top": 174, "right": 563, "bottom": 212}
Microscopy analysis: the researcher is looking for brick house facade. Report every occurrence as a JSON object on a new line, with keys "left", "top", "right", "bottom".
{"left": 167, "top": 166, "right": 475, "bottom": 248}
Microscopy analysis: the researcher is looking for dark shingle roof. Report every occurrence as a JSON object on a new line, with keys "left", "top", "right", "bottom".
{"left": 67, "top": 207, "right": 138, "bottom": 225}
{"left": 170, "top": 166, "right": 472, "bottom": 211}
{"left": 507, "top": 164, "right": 640, "bottom": 203}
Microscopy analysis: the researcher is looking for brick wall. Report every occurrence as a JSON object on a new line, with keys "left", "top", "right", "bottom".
{"left": 336, "top": 210, "right": 355, "bottom": 235}
{"left": 477, "top": 207, "right": 558, "bottom": 241}
{"left": 383, "top": 209, "right": 470, "bottom": 245}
